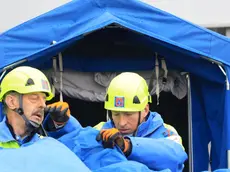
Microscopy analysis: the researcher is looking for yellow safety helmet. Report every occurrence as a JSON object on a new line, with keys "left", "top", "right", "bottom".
{"left": 104, "top": 72, "right": 152, "bottom": 112}
{"left": 0, "top": 66, "right": 54, "bottom": 102}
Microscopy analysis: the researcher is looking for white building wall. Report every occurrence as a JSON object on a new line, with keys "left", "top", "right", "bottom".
{"left": 0, "top": 0, "right": 229, "bottom": 33}
{"left": 0, "top": 0, "right": 71, "bottom": 33}
{"left": 142, "top": 0, "right": 230, "bottom": 28}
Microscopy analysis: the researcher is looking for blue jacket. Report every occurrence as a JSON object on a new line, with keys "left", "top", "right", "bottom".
{"left": 55, "top": 125, "right": 161, "bottom": 171}
{"left": 0, "top": 118, "right": 91, "bottom": 172}
{"left": 45, "top": 115, "right": 169, "bottom": 171}
{"left": 45, "top": 116, "right": 83, "bottom": 139}
{"left": 45, "top": 113, "right": 186, "bottom": 171}
{"left": 101, "top": 112, "right": 188, "bottom": 172}
{"left": 93, "top": 161, "right": 172, "bottom": 172}
{"left": 0, "top": 118, "right": 41, "bottom": 148}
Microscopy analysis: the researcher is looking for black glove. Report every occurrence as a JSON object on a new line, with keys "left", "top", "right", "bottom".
{"left": 96, "top": 128, "right": 132, "bottom": 156}
{"left": 45, "top": 101, "right": 70, "bottom": 130}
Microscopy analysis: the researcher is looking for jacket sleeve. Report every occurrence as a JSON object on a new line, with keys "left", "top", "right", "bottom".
{"left": 45, "top": 115, "right": 83, "bottom": 139}
{"left": 127, "top": 136, "right": 187, "bottom": 172}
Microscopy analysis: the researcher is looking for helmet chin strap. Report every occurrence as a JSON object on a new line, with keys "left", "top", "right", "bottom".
{"left": 14, "top": 94, "right": 40, "bottom": 135}
{"left": 133, "top": 112, "right": 141, "bottom": 136}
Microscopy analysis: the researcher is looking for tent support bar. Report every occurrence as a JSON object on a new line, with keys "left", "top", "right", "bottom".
{"left": 186, "top": 73, "right": 194, "bottom": 172}
{"left": 51, "top": 56, "right": 57, "bottom": 96}
{"left": 201, "top": 56, "right": 223, "bottom": 66}
{"left": 0, "top": 59, "right": 28, "bottom": 81}
{"left": 218, "top": 65, "right": 226, "bottom": 76}
{"left": 51, "top": 40, "right": 64, "bottom": 102}
{"left": 58, "top": 52, "right": 63, "bottom": 102}
{"left": 0, "top": 70, "right": 7, "bottom": 81}
{"left": 219, "top": 65, "right": 230, "bottom": 168}
{"left": 0, "top": 59, "right": 27, "bottom": 73}
{"left": 223, "top": 64, "right": 230, "bottom": 168}
{"left": 219, "top": 65, "right": 230, "bottom": 90}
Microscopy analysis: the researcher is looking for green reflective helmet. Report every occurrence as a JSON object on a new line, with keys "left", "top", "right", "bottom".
{"left": 0, "top": 66, "right": 54, "bottom": 102}
{"left": 105, "top": 72, "right": 151, "bottom": 112}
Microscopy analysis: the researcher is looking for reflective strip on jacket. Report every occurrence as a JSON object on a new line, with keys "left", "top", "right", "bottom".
{"left": 0, "top": 117, "right": 42, "bottom": 149}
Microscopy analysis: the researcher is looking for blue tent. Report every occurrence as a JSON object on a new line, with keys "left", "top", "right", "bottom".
{"left": 0, "top": 0, "right": 230, "bottom": 171}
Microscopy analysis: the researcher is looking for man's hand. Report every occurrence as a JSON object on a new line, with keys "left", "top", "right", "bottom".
{"left": 45, "top": 101, "right": 70, "bottom": 128}
{"left": 96, "top": 128, "right": 132, "bottom": 156}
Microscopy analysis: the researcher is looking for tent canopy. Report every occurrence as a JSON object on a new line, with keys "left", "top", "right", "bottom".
{"left": 0, "top": 0, "right": 229, "bottom": 77}
{"left": 0, "top": 0, "right": 230, "bottom": 171}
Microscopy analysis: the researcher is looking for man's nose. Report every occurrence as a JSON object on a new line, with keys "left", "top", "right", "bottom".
{"left": 118, "top": 115, "right": 127, "bottom": 126}
{"left": 39, "top": 96, "right": 46, "bottom": 109}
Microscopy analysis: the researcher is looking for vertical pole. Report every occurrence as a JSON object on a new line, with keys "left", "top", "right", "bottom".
{"left": 226, "top": 76, "right": 230, "bottom": 169}
{"left": 225, "top": 30, "right": 230, "bottom": 158}
{"left": 219, "top": 65, "right": 230, "bottom": 169}
{"left": 186, "top": 73, "right": 194, "bottom": 172}
{"left": 58, "top": 53, "right": 63, "bottom": 102}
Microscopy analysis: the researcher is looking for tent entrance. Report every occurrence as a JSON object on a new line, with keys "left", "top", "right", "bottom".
{"left": 41, "top": 22, "right": 193, "bottom": 170}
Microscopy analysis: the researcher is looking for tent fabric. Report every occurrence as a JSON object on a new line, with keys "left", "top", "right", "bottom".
{"left": 43, "top": 69, "right": 109, "bottom": 102}
{"left": 224, "top": 66, "right": 230, "bottom": 149}
{"left": 149, "top": 70, "right": 187, "bottom": 100}
{"left": 191, "top": 75, "right": 226, "bottom": 171}
{"left": 219, "top": 66, "right": 230, "bottom": 168}
{"left": 1, "top": 0, "right": 230, "bottom": 69}
{"left": 43, "top": 69, "right": 187, "bottom": 102}
{"left": 0, "top": 0, "right": 230, "bottom": 171}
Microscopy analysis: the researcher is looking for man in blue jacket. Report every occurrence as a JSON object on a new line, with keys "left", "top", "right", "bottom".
{"left": 0, "top": 66, "right": 91, "bottom": 171}
{"left": 94, "top": 72, "right": 188, "bottom": 172}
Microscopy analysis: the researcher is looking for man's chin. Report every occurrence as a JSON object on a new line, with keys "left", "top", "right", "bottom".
{"left": 119, "top": 130, "right": 132, "bottom": 136}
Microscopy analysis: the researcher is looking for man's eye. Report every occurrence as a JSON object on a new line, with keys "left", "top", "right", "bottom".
{"left": 30, "top": 95, "right": 38, "bottom": 100}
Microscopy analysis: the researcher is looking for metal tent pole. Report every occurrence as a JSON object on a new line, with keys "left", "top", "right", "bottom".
{"left": 219, "top": 65, "right": 230, "bottom": 168}
{"left": 58, "top": 52, "right": 63, "bottom": 102}
{"left": 186, "top": 73, "right": 194, "bottom": 172}
{"left": 0, "top": 59, "right": 28, "bottom": 78}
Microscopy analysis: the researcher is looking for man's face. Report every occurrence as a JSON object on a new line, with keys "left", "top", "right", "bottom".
{"left": 111, "top": 104, "right": 149, "bottom": 135}
{"left": 22, "top": 92, "right": 46, "bottom": 125}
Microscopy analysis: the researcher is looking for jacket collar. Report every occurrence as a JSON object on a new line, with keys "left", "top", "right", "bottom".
{"left": 0, "top": 118, "right": 15, "bottom": 142}
{"left": 137, "top": 112, "right": 163, "bottom": 136}
{"left": 0, "top": 117, "right": 40, "bottom": 144}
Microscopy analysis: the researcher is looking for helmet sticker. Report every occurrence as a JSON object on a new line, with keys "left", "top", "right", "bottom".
{"left": 114, "top": 96, "right": 124, "bottom": 107}
{"left": 41, "top": 79, "right": 49, "bottom": 90}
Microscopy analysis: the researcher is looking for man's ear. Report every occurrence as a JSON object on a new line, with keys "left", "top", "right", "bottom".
{"left": 4, "top": 94, "right": 19, "bottom": 110}
{"left": 143, "top": 104, "right": 150, "bottom": 118}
